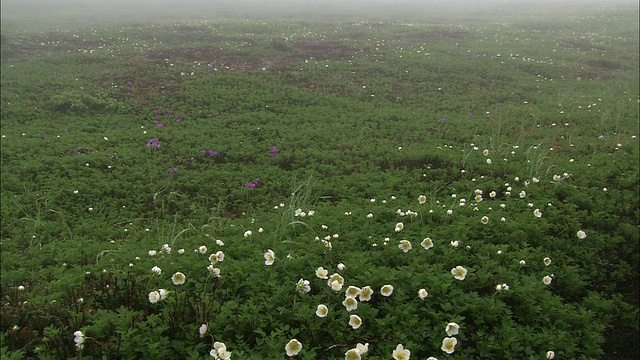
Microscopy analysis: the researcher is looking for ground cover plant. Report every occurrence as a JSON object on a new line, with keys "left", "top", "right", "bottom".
{"left": 1, "top": 0, "right": 638, "bottom": 359}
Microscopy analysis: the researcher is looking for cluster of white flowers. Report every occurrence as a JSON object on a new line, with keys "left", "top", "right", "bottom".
{"left": 495, "top": 283, "right": 510, "bottom": 291}
{"left": 148, "top": 288, "right": 169, "bottom": 304}
{"left": 345, "top": 343, "right": 368, "bottom": 360}
{"left": 294, "top": 208, "right": 314, "bottom": 217}
{"left": 210, "top": 341, "right": 231, "bottom": 360}
{"left": 73, "top": 331, "right": 85, "bottom": 350}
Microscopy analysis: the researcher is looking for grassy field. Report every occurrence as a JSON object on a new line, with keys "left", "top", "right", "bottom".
{"left": 1, "top": 1, "right": 638, "bottom": 359}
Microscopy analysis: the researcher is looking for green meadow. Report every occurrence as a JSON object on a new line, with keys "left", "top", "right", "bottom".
{"left": 1, "top": 0, "right": 638, "bottom": 359}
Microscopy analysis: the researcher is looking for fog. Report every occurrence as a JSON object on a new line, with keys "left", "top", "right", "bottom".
{"left": 2, "top": 0, "right": 637, "bottom": 32}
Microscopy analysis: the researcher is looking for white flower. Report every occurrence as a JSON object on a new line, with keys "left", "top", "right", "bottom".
{"left": 421, "top": 238, "right": 434, "bottom": 250}
{"left": 519, "top": 190, "right": 526, "bottom": 198}
{"left": 74, "top": 330, "right": 86, "bottom": 349}
{"left": 381, "top": 284, "right": 394, "bottom": 297}
{"left": 441, "top": 337, "right": 457, "bottom": 354}
{"left": 445, "top": 322, "right": 460, "bottom": 336}
{"left": 544, "top": 257, "right": 552, "bottom": 266}
{"left": 418, "top": 195, "right": 427, "bottom": 204}
{"left": 18, "top": 285, "right": 25, "bottom": 291}
{"left": 328, "top": 273, "right": 345, "bottom": 291}
{"left": 481, "top": 216, "right": 489, "bottom": 224}
{"left": 359, "top": 286, "right": 373, "bottom": 302}
{"left": 207, "top": 265, "right": 221, "bottom": 277}
{"left": 209, "top": 251, "right": 225, "bottom": 264}
{"left": 177, "top": 248, "right": 185, "bottom": 254}
{"left": 418, "top": 289, "right": 428, "bottom": 299}
{"left": 244, "top": 230, "right": 252, "bottom": 238}
{"left": 296, "top": 278, "right": 311, "bottom": 294}
{"left": 172, "top": 272, "right": 186, "bottom": 285}
{"left": 451, "top": 266, "right": 467, "bottom": 280}
{"left": 315, "top": 267, "right": 329, "bottom": 279}
{"left": 553, "top": 174, "right": 562, "bottom": 182}
{"left": 211, "top": 341, "right": 231, "bottom": 360}
{"left": 366, "top": 213, "right": 373, "bottom": 218}
{"left": 345, "top": 286, "right": 362, "bottom": 298}
{"left": 483, "top": 149, "right": 489, "bottom": 156}
{"left": 496, "top": 284, "right": 503, "bottom": 291}
{"left": 447, "top": 209, "right": 453, "bottom": 215}
{"left": 161, "top": 244, "right": 171, "bottom": 254}
{"left": 342, "top": 296, "right": 358, "bottom": 311}
{"left": 348, "top": 314, "right": 362, "bottom": 329}
{"left": 520, "top": 260, "right": 526, "bottom": 266}
{"left": 316, "top": 304, "right": 328, "bottom": 317}
{"left": 489, "top": 191, "right": 496, "bottom": 198}
{"left": 355, "top": 343, "right": 369, "bottom": 355}
{"left": 450, "top": 240, "right": 459, "bottom": 248}
{"left": 345, "top": 348, "right": 362, "bottom": 360}
{"left": 576, "top": 230, "right": 587, "bottom": 239}
{"left": 285, "top": 339, "right": 303, "bottom": 357}
{"left": 198, "top": 245, "right": 208, "bottom": 254}
{"left": 158, "top": 288, "right": 169, "bottom": 300}
{"left": 337, "top": 263, "right": 346, "bottom": 271}
{"left": 398, "top": 240, "right": 412, "bottom": 253}
{"left": 427, "top": 358, "right": 438, "bottom": 360}
{"left": 392, "top": 344, "right": 410, "bottom": 360}
{"left": 199, "top": 324, "right": 208, "bottom": 338}
{"left": 546, "top": 350, "right": 555, "bottom": 359}
{"left": 486, "top": 158, "right": 492, "bottom": 164}
{"left": 533, "top": 208, "right": 542, "bottom": 218}
{"left": 151, "top": 266, "right": 162, "bottom": 275}
{"left": 148, "top": 291, "right": 160, "bottom": 304}
{"left": 543, "top": 275, "right": 553, "bottom": 285}
{"left": 148, "top": 250, "right": 157, "bottom": 256}
{"left": 264, "top": 249, "right": 275, "bottom": 265}
{"left": 395, "top": 222, "right": 404, "bottom": 232}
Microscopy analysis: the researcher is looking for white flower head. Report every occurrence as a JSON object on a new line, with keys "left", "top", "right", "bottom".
{"left": 315, "top": 267, "right": 329, "bottom": 279}
{"left": 337, "top": 262, "right": 346, "bottom": 271}
{"left": 296, "top": 278, "right": 311, "bottom": 294}
{"left": 445, "top": 322, "right": 459, "bottom": 336}
{"left": 151, "top": 266, "right": 162, "bottom": 275}
{"left": 198, "top": 245, "right": 208, "bottom": 254}
{"left": 418, "top": 194, "right": 427, "bottom": 204}
{"left": 345, "top": 348, "right": 362, "bottom": 360}
{"left": 481, "top": 216, "right": 489, "bottom": 224}
{"left": 441, "top": 337, "right": 457, "bottom": 354}
{"left": 345, "top": 286, "right": 362, "bottom": 298}
{"left": 356, "top": 343, "right": 369, "bottom": 355}
{"left": 544, "top": 257, "right": 552, "bottom": 266}
{"left": 148, "top": 291, "right": 160, "bottom": 304}
{"left": 207, "top": 265, "right": 221, "bottom": 277}
{"left": 451, "top": 266, "right": 467, "bottom": 280}
{"left": 348, "top": 314, "right": 362, "bottom": 329}
{"left": 264, "top": 249, "right": 275, "bottom": 266}
{"left": 576, "top": 230, "right": 587, "bottom": 239}
{"left": 285, "top": 339, "right": 303, "bottom": 357}
{"left": 158, "top": 288, "right": 169, "bottom": 300}
{"left": 316, "top": 304, "right": 328, "bottom": 317}
{"left": 418, "top": 288, "right": 428, "bottom": 299}
{"left": 381, "top": 284, "right": 394, "bottom": 297}
{"left": 211, "top": 341, "right": 231, "bottom": 360}
{"left": 450, "top": 240, "right": 459, "bottom": 248}
{"left": 172, "top": 272, "right": 186, "bottom": 285}
{"left": 421, "top": 238, "right": 434, "bottom": 250}
{"left": 398, "top": 240, "right": 412, "bottom": 253}
{"left": 546, "top": 350, "right": 555, "bottom": 359}
{"left": 342, "top": 296, "right": 358, "bottom": 311}
{"left": 244, "top": 230, "right": 252, "bottom": 238}
{"left": 533, "top": 208, "right": 542, "bottom": 218}
{"left": 359, "top": 286, "right": 373, "bottom": 302}
{"left": 148, "top": 250, "right": 157, "bottom": 256}
{"left": 395, "top": 222, "right": 404, "bottom": 232}
{"left": 392, "top": 344, "right": 410, "bottom": 360}
{"left": 543, "top": 275, "right": 553, "bottom": 285}
{"left": 328, "top": 273, "right": 345, "bottom": 291}
{"left": 199, "top": 324, "right": 208, "bottom": 338}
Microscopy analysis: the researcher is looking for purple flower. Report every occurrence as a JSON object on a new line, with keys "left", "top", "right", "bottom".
{"left": 469, "top": 113, "right": 475, "bottom": 119}
{"left": 176, "top": 114, "right": 185, "bottom": 123}
{"left": 599, "top": 135, "right": 606, "bottom": 141}
{"left": 255, "top": 177, "right": 261, "bottom": 184}
{"left": 166, "top": 109, "right": 174, "bottom": 115}
{"left": 156, "top": 123, "right": 164, "bottom": 128}
{"left": 438, "top": 117, "right": 446, "bottom": 123}
{"left": 152, "top": 109, "right": 163, "bottom": 115}
{"left": 201, "top": 150, "right": 207, "bottom": 155}
{"left": 270, "top": 145, "right": 278, "bottom": 157}
{"left": 168, "top": 167, "right": 178, "bottom": 173}
{"left": 208, "top": 150, "right": 217, "bottom": 157}
{"left": 245, "top": 182, "right": 256, "bottom": 189}
{"left": 146, "top": 138, "right": 160, "bottom": 148}
{"left": 127, "top": 81, "right": 133, "bottom": 87}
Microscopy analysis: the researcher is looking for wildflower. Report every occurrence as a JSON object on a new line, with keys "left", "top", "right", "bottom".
{"left": 296, "top": 278, "right": 311, "bottom": 294}
{"left": 345, "top": 349, "right": 362, "bottom": 360}
{"left": 520, "top": 260, "right": 526, "bottom": 266}
{"left": 209, "top": 251, "right": 225, "bottom": 264}
{"left": 264, "top": 249, "right": 275, "bottom": 265}
{"left": 146, "top": 138, "right": 160, "bottom": 148}
{"left": 74, "top": 331, "right": 86, "bottom": 350}
{"left": 381, "top": 284, "right": 394, "bottom": 297}
{"left": 316, "top": 304, "right": 328, "bottom": 317}
{"left": 418, "top": 194, "right": 427, "bottom": 204}
{"left": 148, "top": 291, "right": 160, "bottom": 304}
{"left": 211, "top": 341, "right": 231, "bottom": 360}
{"left": 356, "top": 343, "right": 369, "bottom": 355}
{"left": 359, "top": 286, "right": 373, "bottom": 301}
{"left": 486, "top": 158, "right": 492, "bottom": 164}
{"left": 489, "top": 191, "right": 496, "bottom": 198}
{"left": 438, "top": 117, "right": 446, "bottom": 123}
{"left": 343, "top": 296, "right": 358, "bottom": 311}
{"left": 576, "top": 230, "right": 587, "bottom": 239}
{"left": 553, "top": 174, "right": 562, "bottom": 182}
{"left": 418, "top": 289, "right": 428, "bottom": 299}
{"left": 544, "top": 257, "right": 552, "bottom": 266}
{"left": 447, "top": 209, "right": 453, "bottom": 215}
{"left": 346, "top": 286, "right": 362, "bottom": 298}
{"left": 199, "top": 324, "right": 208, "bottom": 338}
{"left": 349, "top": 315, "right": 362, "bottom": 329}
{"left": 18, "top": 285, "right": 25, "bottom": 291}
{"left": 450, "top": 240, "right": 459, "bottom": 248}
{"left": 244, "top": 230, "right": 252, "bottom": 238}
{"left": 270, "top": 145, "right": 278, "bottom": 157}
{"left": 441, "top": 337, "right": 457, "bottom": 354}
{"left": 469, "top": 113, "right": 475, "bottom": 118}
{"left": 207, "top": 265, "right": 221, "bottom": 277}
{"left": 481, "top": 216, "right": 489, "bottom": 224}
{"left": 208, "top": 150, "right": 217, "bottom": 157}
{"left": 198, "top": 245, "right": 208, "bottom": 254}
{"left": 316, "top": 267, "right": 329, "bottom": 279}
{"left": 158, "top": 289, "right": 168, "bottom": 300}
{"left": 421, "top": 237, "right": 434, "bottom": 250}
{"left": 366, "top": 213, "right": 373, "bottom": 218}
{"left": 395, "top": 222, "right": 404, "bottom": 232}
{"left": 161, "top": 244, "right": 171, "bottom": 254}
{"left": 172, "top": 272, "right": 186, "bottom": 285}
{"left": 328, "top": 273, "right": 345, "bottom": 291}
{"left": 285, "top": 339, "right": 303, "bottom": 357}
{"left": 546, "top": 351, "right": 555, "bottom": 359}
{"left": 445, "top": 322, "right": 460, "bottom": 336}
{"left": 178, "top": 248, "right": 185, "bottom": 254}
{"left": 246, "top": 182, "right": 256, "bottom": 189}
{"left": 337, "top": 263, "right": 346, "bottom": 271}
{"left": 451, "top": 266, "right": 467, "bottom": 280}
{"left": 398, "top": 240, "right": 412, "bottom": 253}
{"left": 543, "top": 275, "right": 553, "bottom": 285}
{"left": 392, "top": 344, "right": 411, "bottom": 360}
{"left": 533, "top": 208, "right": 542, "bottom": 218}
{"left": 483, "top": 149, "right": 489, "bottom": 156}
{"left": 149, "top": 250, "right": 157, "bottom": 256}
{"left": 151, "top": 266, "right": 162, "bottom": 275}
